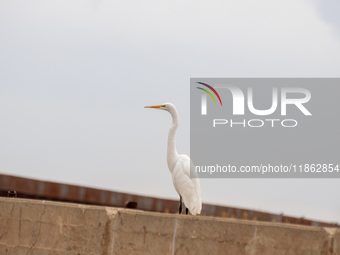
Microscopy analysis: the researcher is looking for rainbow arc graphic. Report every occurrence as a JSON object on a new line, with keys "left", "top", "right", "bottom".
{"left": 196, "top": 82, "right": 223, "bottom": 106}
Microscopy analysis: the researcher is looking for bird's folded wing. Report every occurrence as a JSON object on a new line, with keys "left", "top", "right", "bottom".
{"left": 173, "top": 159, "right": 202, "bottom": 215}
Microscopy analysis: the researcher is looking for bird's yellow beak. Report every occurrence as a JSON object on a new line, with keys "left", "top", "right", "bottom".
{"left": 144, "top": 105, "right": 165, "bottom": 108}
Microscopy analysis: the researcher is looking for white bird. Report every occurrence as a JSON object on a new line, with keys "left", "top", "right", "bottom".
{"left": 145, "top": 103, "right": 202, "bottom": 215}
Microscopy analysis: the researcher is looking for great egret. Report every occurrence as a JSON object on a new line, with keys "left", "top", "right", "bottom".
{"left": 145, "top": 103, "right": 202, "bottom": 215}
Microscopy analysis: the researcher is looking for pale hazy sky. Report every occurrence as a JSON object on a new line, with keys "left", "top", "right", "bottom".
{"left": 0, "top": 0, "right": 339, "bottom": 222}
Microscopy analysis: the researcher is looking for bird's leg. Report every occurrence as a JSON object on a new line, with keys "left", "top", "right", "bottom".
{"left": 186, "top": 208, "right": 189, "bottom": 215}
{"left": 179, "top": 196, "right": 182, "bottom": 214}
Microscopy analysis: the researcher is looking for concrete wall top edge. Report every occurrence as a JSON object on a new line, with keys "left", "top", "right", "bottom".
{"left": 0, "top": 197, "right": 334, "bottom": 232}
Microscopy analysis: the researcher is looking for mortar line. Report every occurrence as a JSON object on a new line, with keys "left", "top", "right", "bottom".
{"left": 172, "top": 217, "right": 178, "bottom": 255}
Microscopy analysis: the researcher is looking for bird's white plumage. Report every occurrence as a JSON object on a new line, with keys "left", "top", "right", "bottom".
{"left": 172, "top": 154, "right": 202, "bottom": 215}
{"left": 145, "top": 103, "right": 202, "bottom": 215}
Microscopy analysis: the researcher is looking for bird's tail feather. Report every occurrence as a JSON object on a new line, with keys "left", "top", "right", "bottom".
{"left": 188, "top": 197, "right": 202, "bottom": 216}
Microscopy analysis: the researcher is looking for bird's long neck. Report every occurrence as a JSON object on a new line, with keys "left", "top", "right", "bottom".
{"left": 167, "top": 109, "right": 179, "bottom": 172}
